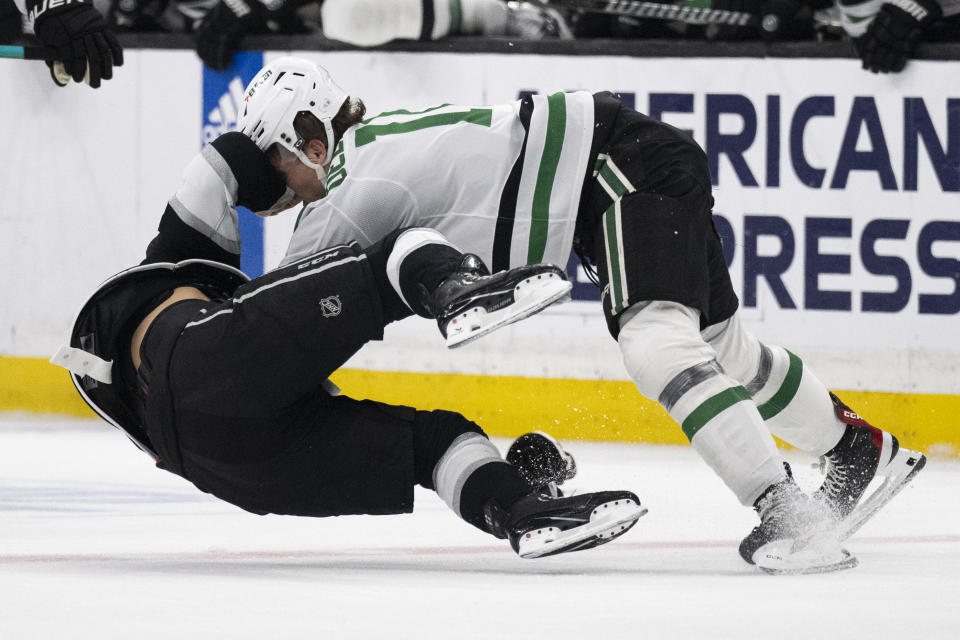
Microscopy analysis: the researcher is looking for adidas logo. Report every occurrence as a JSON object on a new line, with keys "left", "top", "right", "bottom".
{"left": 202, "top": 77, "right": 247, "bottom": 145}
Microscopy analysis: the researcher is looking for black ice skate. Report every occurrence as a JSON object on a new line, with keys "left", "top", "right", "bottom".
{"left": 485, "top": 490, "right": 646, "bottom": 559}
{"left": 740, "top": 471, "right": 856, "bottom": 575}
{"left": 423, "top": 255, "right": 572, "bottom": 348}
{"left": 506, "top": 431, "right": 577, "bottom": 497}
{"left": 815, "top": 393, "right": 927, "bottom": 541}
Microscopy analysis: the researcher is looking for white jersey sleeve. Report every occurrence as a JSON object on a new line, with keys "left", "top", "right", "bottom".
{"left": 282, "top": 92, "right": 595, "bottom": 273}
{"left": 320, "top": 0, "right": 508, "bottom": 47}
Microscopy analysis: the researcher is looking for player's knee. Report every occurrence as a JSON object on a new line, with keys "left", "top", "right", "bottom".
{"left": 618, "top": 301, "right": 717, "bottom": 401}
{"left": 412, "top": 409, "right": 486, "bottom": 489}
{"left": 701, "top": 314, "right": 765, "bottom": 385}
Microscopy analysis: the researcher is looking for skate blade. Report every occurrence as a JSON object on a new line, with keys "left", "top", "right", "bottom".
{"left": 753, "top": 539, "right": 858, "bottom": 575}
{"left": 517, "top": 498, "right": 647, "bottom": 559}
{"left": 836, "top": 448, "right": 926, "bottom": 542}
{"left": 446, "top": 275, "right": 572, "bottom": 348}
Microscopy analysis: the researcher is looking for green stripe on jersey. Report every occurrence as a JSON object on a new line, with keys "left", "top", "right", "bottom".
{"left": 603, "top": 202, "right": 626, "bottom": 314}
{"left": 757, "top": 350, "right": 803, "bottom": 420}
{"left": 682, "top": 386, "right": 751, "bottom": 441}
{"left": 361, "top": 104, "right": 451, "bottom": 125}
{"left": 355, "top": 108, "right": 492, "bottom": 147}
{"left": 448, "top": 0, "right": 463, "bottom": 32}
{"left": 527, "top": 92, "right": 567, "bottom": 263}
{"left": 324, "top": 139, "right": 348, "bottom": 194}
{"left": 598, "top": 158, "right": 633, "bottom": 199}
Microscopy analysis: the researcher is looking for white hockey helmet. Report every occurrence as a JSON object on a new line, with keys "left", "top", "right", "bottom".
{"left": 236, "top": 56, "right": 349, "bottom": 175}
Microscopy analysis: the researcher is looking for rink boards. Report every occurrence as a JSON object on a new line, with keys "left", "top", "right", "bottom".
{"left": 0, "top": 48, "right": 957, "bottom": 453}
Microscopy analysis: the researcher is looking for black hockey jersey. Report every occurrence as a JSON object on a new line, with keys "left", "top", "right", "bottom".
{"left": 49, "top": 133, "right": 266, "bottom": 458}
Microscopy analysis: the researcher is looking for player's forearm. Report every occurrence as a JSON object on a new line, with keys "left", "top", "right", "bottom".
{"left": 142, "top": 205, "right": 241, "bottom": 267}
{"left": 144, "top": 131, "right": 287, "bottom": 267}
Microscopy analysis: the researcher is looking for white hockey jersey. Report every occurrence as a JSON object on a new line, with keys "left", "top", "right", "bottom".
{"left": 282, "top": 91, "right": 596, "bottom": 272}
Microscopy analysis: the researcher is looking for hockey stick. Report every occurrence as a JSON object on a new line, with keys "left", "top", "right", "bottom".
{"left": 550, "top": 0, "right": 761, "bottom": 27}
{"left": 0, "top": 44, "right": 57, "bottom": 61}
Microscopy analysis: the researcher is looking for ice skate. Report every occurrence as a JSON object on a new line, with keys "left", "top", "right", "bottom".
{"left": 485, "top": 490, "right": 646, "bottom": 559}
{"left": 740, "top": 472, "right": 856, "bottom": 575}
{"left": 506, "top": 431, "right": 577, "bottom": 497}
{"left": 424, "top": 255, "right": 572, "bottom": 348}
{"left": 815, "top": 394, "right": 927, "bottom": 541}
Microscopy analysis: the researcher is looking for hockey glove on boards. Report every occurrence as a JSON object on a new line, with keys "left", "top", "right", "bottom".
{"left": 854, "top": 0, "right": 942, "bottom": 72}
{"left": 196, "top": 0, "right": 305, "bottom": 70}
{"left": 30, "top": 0, "right": 123, "bottom": 88}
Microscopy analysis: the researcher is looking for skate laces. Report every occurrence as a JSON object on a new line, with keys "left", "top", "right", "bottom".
{"left": 756, "top": 480, "right": 830, "bottom": 537}
{"left": 816, "top": 426, "right": 882, "bottom": 513}
{"left": 818, "top": 450, "right": 850, "bottom": 502}
{"left": 756, "top": 482, "right": 796, "bottom": 524}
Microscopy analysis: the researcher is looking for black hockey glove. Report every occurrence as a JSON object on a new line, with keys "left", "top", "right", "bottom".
{"left": 0, "top": 0, "right": 22, "bottom": 42}
{"left": 195, "top": 0, "right": 263, "bottom": 70}
{"left": 855, "top": 0, "right": 942, "bottom": 73}
{"left": 31, "top": 0, "right": 123, "bottom": 88}
{"left": 195, "top": 0, "right": 305, "bottom": 70}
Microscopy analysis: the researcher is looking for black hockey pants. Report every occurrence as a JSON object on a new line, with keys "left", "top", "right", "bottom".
{"left": 138, "top": 242, "right": 445, "bottom": 517}
{"left": 576, "top": 93, "right": 740, "bottom": 338}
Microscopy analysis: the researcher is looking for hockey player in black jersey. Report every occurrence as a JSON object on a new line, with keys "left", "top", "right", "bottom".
{"left": 227, "top": 56, "right": 927, "bottom": 573}
{"left": 51, "top": 129, "right": 645, "bottom": 560}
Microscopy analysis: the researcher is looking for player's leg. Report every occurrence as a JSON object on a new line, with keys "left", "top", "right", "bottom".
{"left": 617, "top": 301, "right": 850, "bottom": 570}
{"left": 703, "top": 314, "right": 927, "bottom": 529}
{"left": 412, "top": 406, "right": 644, "bottom": 559}
{"left": 589, "top": 178, "right": 787, "bottom": 509}
{"left": 378, "top": 227, "right": 572, "bottom": 348}
{"left": 165, "top": 227, "right": 567, "bottom": 412}
{"left": 617, "top": 301, "right": 787, "bottom": 505}
{"left": 588, "top": 174, "right": 842, "bottom": 569}
{"left": 175, "top": 392, "right": 645, "bottom": 558}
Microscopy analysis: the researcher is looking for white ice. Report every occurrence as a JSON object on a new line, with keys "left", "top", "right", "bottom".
{"left": 1, "top": 417, "right": 957, "bottom": 640}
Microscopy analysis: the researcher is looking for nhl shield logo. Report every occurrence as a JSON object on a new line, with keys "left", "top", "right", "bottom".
{"left": 320, "top": 295, "right": 342, "bottom": 318}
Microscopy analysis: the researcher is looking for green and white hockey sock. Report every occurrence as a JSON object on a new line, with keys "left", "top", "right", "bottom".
{"left": 747, "top": 345, "right": 846, "bottom": 456}
{"left": 619, "top": 302, "right": 786, "bottom": 506}
{"left": 702, "top": 314, "right": 846, "bottom": 457}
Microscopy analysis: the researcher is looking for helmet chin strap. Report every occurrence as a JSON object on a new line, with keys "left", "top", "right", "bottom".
{"left": 294, "top": 149, "right": 330, "bottom": 183}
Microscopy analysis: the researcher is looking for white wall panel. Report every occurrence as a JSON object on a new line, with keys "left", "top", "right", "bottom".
{"left": 1, "top": 49, "right": 957, "bottom": 395}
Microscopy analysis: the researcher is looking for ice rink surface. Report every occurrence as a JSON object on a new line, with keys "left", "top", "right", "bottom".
{"left": 1, "top": 417, "right": 957, "bottom": 640}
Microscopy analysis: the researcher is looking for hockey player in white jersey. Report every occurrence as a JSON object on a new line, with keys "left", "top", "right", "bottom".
{"left": 236, "top": 56, "right": 926, "bottom": 573}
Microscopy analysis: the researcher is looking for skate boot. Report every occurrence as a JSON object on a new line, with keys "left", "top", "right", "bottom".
{"left": 740, "top": 471, "right": 856, "bottom": 574}
{"left": 485, "top": 490, "right": 646, "bottom": 559}
{"left": 423, "top": 255, "right": 572, "bottom": 348}
{"left": 814, "top": 393, "right": 927, "bottom": 540}
{"left": 506, "top": 431, "right": 577, "bottom": 497}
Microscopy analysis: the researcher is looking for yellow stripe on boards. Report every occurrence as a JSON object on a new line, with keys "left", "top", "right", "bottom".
{"left": 329, "top": 369, "right": 960, "bottom": 456}
{"left": 1, "top": 355, "right": 958, "bottom": 457}
{"left": 0, "top": 355, "right": 93, "bottom": 417}
{"left": 331, "top": 368, "right": 683, "bottom": 444}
